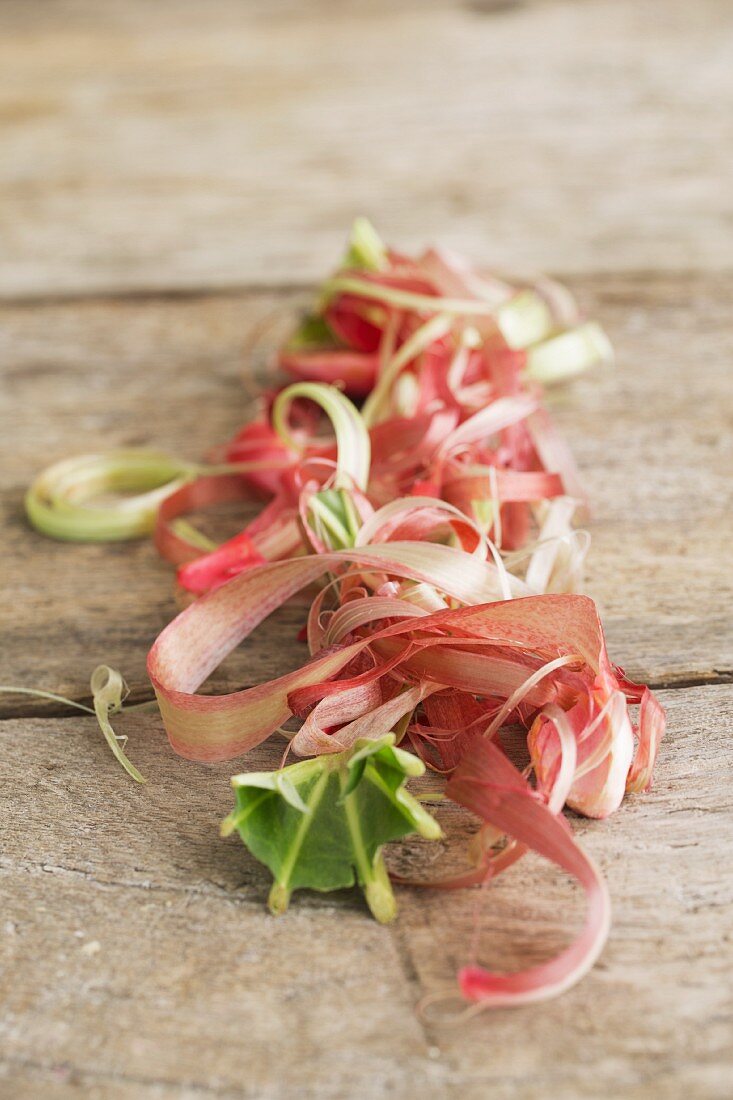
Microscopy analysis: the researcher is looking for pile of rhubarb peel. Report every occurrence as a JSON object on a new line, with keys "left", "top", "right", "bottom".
{"left": 24, "top": 220, "right": 665, "bottom": 1010}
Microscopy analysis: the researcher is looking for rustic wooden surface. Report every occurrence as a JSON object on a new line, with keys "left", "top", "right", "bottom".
{"left": 2, "top": 0, "right": 732, "bottom": 296}
{"left": 1, "top": 2, "right": 732, "bottom": 1098}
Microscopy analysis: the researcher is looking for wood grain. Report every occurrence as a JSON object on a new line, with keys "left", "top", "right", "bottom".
{"left": 1, "top": 686, "right": 731, "bottom": 1098}
{"left": 2, "top": 2, "right": 732, "bottom": 1096}
{"left": 1, "top": 0, "right": 732, "bottom": 298}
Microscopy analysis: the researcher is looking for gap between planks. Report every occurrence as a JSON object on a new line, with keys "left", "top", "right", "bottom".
{"left": 2, "top": 672, "right": 731, "bottom": 722}
{"left": 2, "top": 267, "right": 730, "bottom": 309}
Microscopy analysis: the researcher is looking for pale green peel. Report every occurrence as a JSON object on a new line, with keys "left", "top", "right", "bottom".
{"left": 170, "top": 520, "right": 217, "bottom": 552}
{"left": 308, "top": 494, "right": 354, "bottom": 548}
{"left": 320, "top": 275, "right": 500, "bottom": 317}
{"left": 272, "top": 381, "right": 370, "bottom": 551}
{"left": 25, "top": 450, "right": 195, "bottom": 542}
{"left": 496, "top": 289, "right": 555, "bottom": 349}
{"left": 0, "top": 685, "right": 95, "bottom": 714}
{"left": 525, "top": 322, "right": 614, "bottom": 383}
{"left": 307, "top": 488, "right": 362, "bottom": 550}
{"left": 471, "top": 498, "right": 496, "bottom": 535}
{"left": 89, "top": 665, "right": 147, "bottom": 784}
{"left": 272, "top": 381, "right": 371, "bottom": 491}
{"left": 342, "top": 217, "right": 388, "bottom": 272}
{"left": 361, "top": 312, "right": 453, "bottom": 428}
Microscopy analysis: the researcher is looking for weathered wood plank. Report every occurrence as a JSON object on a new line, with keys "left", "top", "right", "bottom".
{"left": 1, "top": 275, "right": 731, "bottom": 710}
{"left": 1, "top": 0, "right": 732, "bottom": 298}
{"left": 1, "top": 685, "right": 731, "bottom": 1098}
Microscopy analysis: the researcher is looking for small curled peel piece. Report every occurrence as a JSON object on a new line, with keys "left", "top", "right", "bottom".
{"left": 90, "top": 665, "right": 146, "bottom": 784}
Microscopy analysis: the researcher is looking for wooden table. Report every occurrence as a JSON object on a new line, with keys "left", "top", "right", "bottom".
{"left": 1, "top": 3, "right": 732, "bottom": 1097}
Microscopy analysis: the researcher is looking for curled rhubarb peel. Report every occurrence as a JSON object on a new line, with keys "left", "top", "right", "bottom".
{"left": 271, "top": 382, "right": 371, "bottom": 492}
{"left": 447, "top": 734, "right": 611, "bottom": 1007}
{"left": 146, "top": 543, "right": 533, "bottom": 761}
{"left": 26, "top": 451, "right": 195, "bottom": 542}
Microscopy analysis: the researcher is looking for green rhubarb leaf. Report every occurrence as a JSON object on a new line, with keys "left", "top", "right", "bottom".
{"left": 221, "top": 735, "right": 441, "bottom": 923}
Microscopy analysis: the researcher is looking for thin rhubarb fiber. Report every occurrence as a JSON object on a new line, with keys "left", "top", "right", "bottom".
{"left": 25, "top": 220, "right": 664, "bottom": 1010}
